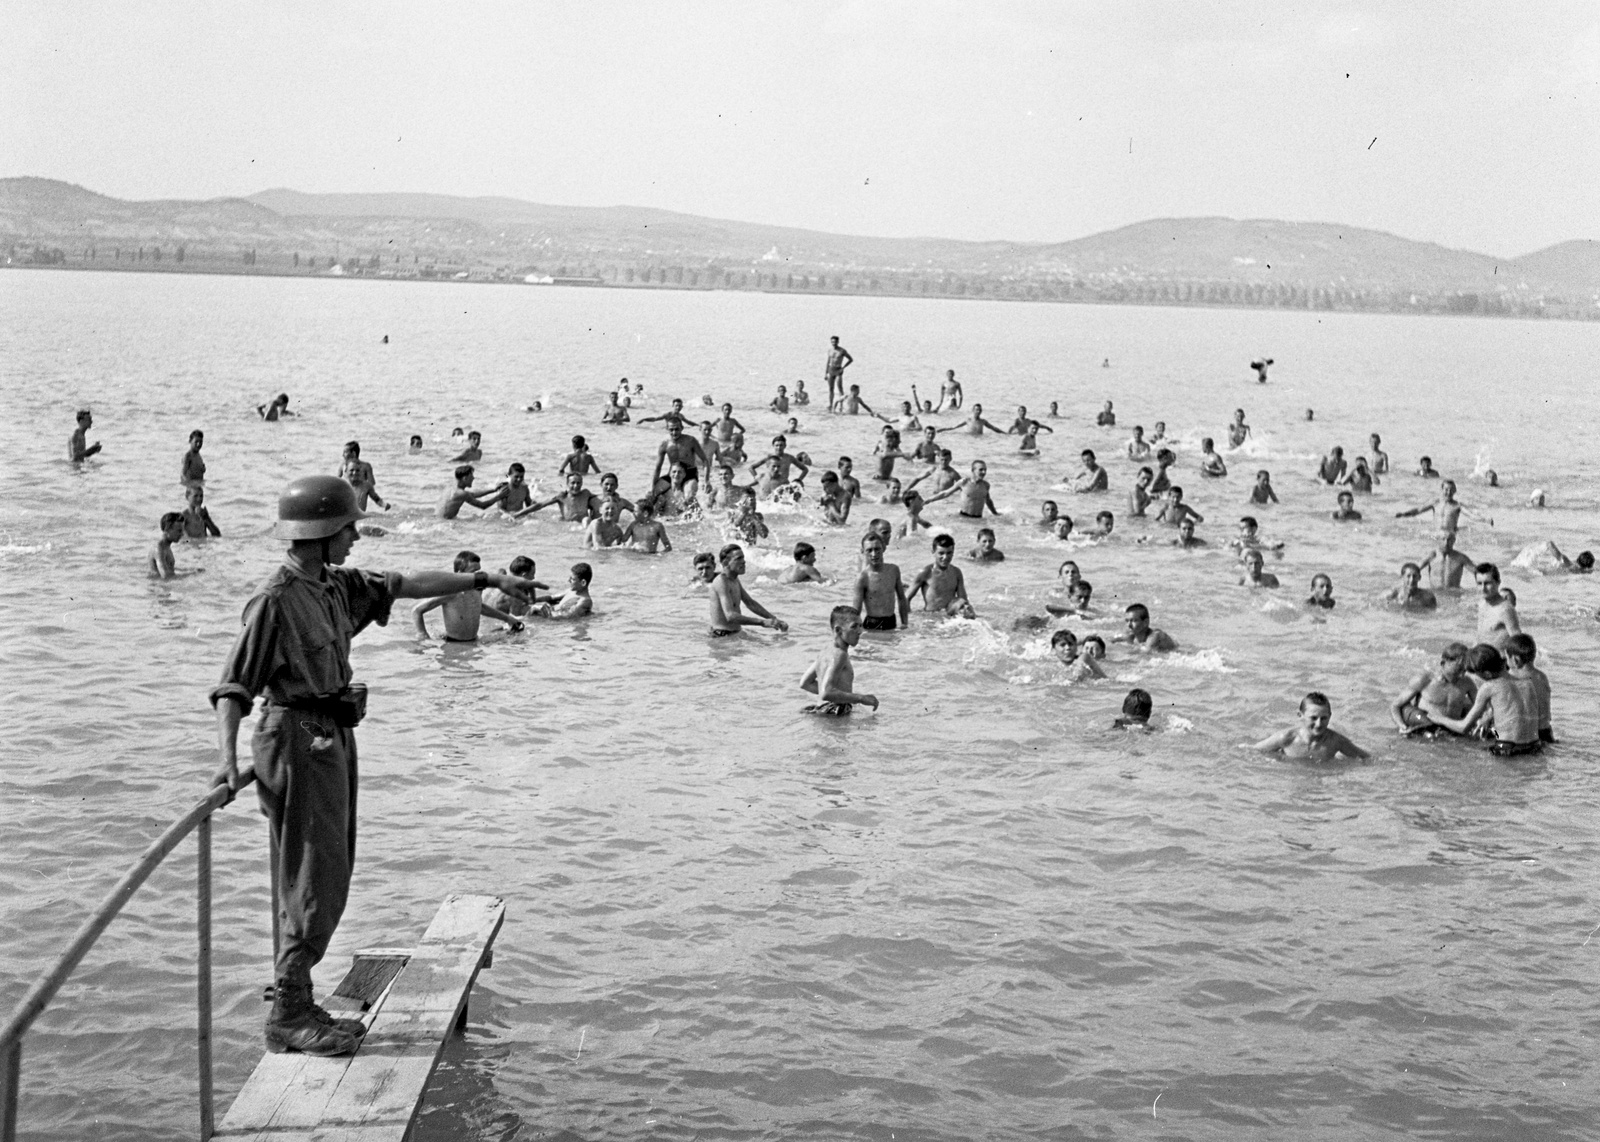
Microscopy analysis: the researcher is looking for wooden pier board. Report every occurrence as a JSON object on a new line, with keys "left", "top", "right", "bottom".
{"left": 215, "top": 893, "right": 504, "bottom": 1142}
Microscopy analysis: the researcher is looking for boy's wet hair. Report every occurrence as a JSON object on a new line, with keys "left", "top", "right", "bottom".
{"left": 570, "top": 562, "right": 593, "bottom": 585}
{"left": 1311, "top": 573, "right": 1333, "bottom": 588}
{"left": 508, "top": 555, "right": 535, "bottom": 576}
{"left": 1096, "top": 511, "right": 1113, "bottom": 524}
{"left": 693, "top": 551, "right": 715, "bottom": 567}
{"left": 932, "top": 533, "right": 955, "bottom": 550}
{"left": 1474, "top": 561, "right": 1500, "bottom": 582}
{"left": 1056, "top": 516, "right": 1074, "bottom": 534}
{"left": 1465, "top": 644, "right": 1505, "bottom": 676}
{"left": 1579, "top": 551, "right": 1595, "bottom": 569}
{"left": 903, "top": 489, "right": 923, "bottom": 504}
{"left": 1168, "top": 485, "right": 1184, "bottom": 499}
{"left": 837, "top": 455, "right": 851, "bottom": 465}
{"left": 829, "top": 604, "right": 859, "bottom": 630}
{"left": 1042, "top": 499, "right": 1058, "bottom": 511}
{"left": 453, "top": 550, "right": 481, "bottom": 572}
{"left": 468, "top": 430, "right": 481, "bottom": 441}
{"left": 1240, "top": 516, "right": 1258, "bottom": 529}
{"left": 455, "top": 465, "right": 474, "bottom": 479}
{"left": 718, "top": 465, "right": 734, "bottom": 477}
{"left": 1126, "top": 603, "right": 1150, "bottom": 622}
{"left": 1138, "top": 466, "right": 1153, "bottom": 479}
{"left": 509, "top": 462, "right": 525, "bottom": 475}
{"left": 938, "top": 449, "right": 953, "bottom": 460}
{"left": 793, "top": 542, "right": 815, "bottom": 561}
{"left": 1050, "top": 629, "right": 1076, "bottom": 649}
{"left": 1400, "top": 561, "right": 1421, "bottom": 576}
{"left": 1074, "top": 580, "right": 1093, "bottom": 600}
{"left": 860, "top": 531, "right": 884, "bottom": 549}
{"left": 1440, "top": 641, "right": 1469, "bottom": 663}
{"left": 1081, "top": 449, "right": 1096, "bottom": 461}
{"left": 1337, "top": 491, "right": 1354, "bottom": 502}
{"left": 76, "top": 409, "right": 92, "bottom": 421}
{"left": 1505, "top": 633, "right": 1537, "bottom": 664}
{"left": 718, "top": 543, "right": 743, "bottom": 564}
{"left": 160, "top": 511, "right": 183, "bottom": 530}
{"left": 635, "top": 498, "right": 655, "bottom": 514}
{"left": 977, "top": 528, "right": 996, "bottom": 541}
{"left": 1156, "top": 449, "right": 1176, "bottom": 464}
{"left": 409, "top": 435, "right": 422, "bottom": 445}
{"left": 1257, "top": 470, "right": 1270, "bottom": 480}
{"left": 820, "top": 470, "right": 840, "bottom": 484}
{"left": 1122, "top": 689, "right": 1153, "bottom": 719}
{"left": 190, "top": 429, "right": 204, "bottom": 442}
{"left": 1082, "top": 634, "right": 1107, "bottom": 653}
{"left": 572, "top": 435, "right": 586, "bottom": 449}
{"left": 1201, "top": 437, "right": 1214, "bottom": 449}
{"left": 1299, "top": 691, "right": 1332, "bottom": 713}
{"left": 345, "top": 440, "right": 360, "bottom": 454}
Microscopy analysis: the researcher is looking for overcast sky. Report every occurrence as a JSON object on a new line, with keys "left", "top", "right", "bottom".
{"left": 6, "top": 2, "right": 1596, "bottom": 256}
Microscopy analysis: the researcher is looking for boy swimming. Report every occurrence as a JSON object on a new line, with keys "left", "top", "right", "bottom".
{"left": 532, "top": 562, "right": 595, "bottom": 618}
{"left": 779, "top": 541, "right": 826, "bottom": 584}
{"left": 1113, "top": 688, "right": 1154, "bottom": 730}
{"left": 969, "top": 528, "right": 1004, "bottom": 562}
{"left": 1115, "top": 603, "right": 1176, "bottom": 652}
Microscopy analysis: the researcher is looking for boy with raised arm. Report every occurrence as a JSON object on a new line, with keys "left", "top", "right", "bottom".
{"left": 517, "top": 471, "right": 602, "bottom": 522}
{"left": 1383, "top": 562, "right": 1437, "bottom": 609}
{"left": 897, "top": 490, "right": 931, "bottom": 540}
{"left": 1050, "top": 630, "right": 1104, "bottom": 683}
{"left": 1254, "top": 692, "right": 1370, "bottom": 761}
{"left": 853, "top": 532, "right": 909, "bottom": 630}
{"left": 709, "top": 543, "right": 788, "bottom": 637}
{"left": 1155, "top": 486, "right": 1203, "bottom": 528}
{"left": 925, "top": 459, "right": 998, "bottom": 519}
{"left": 752, "top": 435, "right": 809, "bottom": 497}
{"left": 800, "top": 605, "right": 879, "bottom": 715}
{"left": 935, "top": 402, "right": 1004, "bottom": 437}
{"left": 484, "top": 555, "right": 549, "bottom": 617}
{"left": 908, "top": 533, "right": 975, "bottom": 618}
{"left": 412, "top": 550, "right": 525, "bottom": 641}
{"left": 437, "top": 465, "right": 506, "bottom": 519}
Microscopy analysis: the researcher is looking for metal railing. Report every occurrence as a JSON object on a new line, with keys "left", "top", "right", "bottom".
{"left": 0, "top": 768, "right": 256, "bottom": 1142}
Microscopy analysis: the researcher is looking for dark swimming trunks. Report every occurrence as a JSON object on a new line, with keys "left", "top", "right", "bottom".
{"left": 803, "top": 702, "right": 852, "bottom": 716}
{"left": 862, "top": 615, "right": 897, "bottom": 631}
{"left": 679, "top": 465, "right": 699, "bottom": 484}
{"left": 1490, "top": 738, "right": 1543, "bottom": 758}
{"left": 959, "top": 510, "right": 982, "bottom": 519}
{"left": 709, "top": 627, "right": 735, "bottom": 638}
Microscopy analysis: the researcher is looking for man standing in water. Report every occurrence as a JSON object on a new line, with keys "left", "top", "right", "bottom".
{"left": 824, "top": 335, "right": 853, "bottom": 410}
{"left": 69, "top": 409, "right": 101, "bottom": 462}
{"left": 210, "top": 475, "right": 535, "bottom": 1055}
{"left": 650, "top": 417, "right": 710, "bottom": 504}
{"left": 1474, "top": 562, "right": 1521, "bottom": 649}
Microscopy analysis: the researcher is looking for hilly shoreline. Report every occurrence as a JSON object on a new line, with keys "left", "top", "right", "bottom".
{"left": 3, "top": 178, "right": 1596, "bottom": 320}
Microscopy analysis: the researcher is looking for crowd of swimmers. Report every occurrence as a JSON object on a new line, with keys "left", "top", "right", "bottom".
{"left": 87, "top": 337, "right": 1580, "bottom": 759}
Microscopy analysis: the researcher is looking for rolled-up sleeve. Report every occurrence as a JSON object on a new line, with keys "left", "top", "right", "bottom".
{"left": 208, "top": 595, "right": 280, "bottom": 710}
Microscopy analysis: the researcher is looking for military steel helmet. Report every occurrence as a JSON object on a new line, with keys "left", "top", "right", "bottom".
{"left": 275, "top": 475, "right": 371, "bottom": 539}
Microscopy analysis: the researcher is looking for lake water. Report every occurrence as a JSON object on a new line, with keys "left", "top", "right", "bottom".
{"left": 3, "top": 270, "right": 1600, "bottom": 1140}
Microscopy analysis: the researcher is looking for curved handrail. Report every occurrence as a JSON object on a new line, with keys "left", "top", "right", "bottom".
{"left": 0, "top": 771, "right": 254, "bottom": 1050}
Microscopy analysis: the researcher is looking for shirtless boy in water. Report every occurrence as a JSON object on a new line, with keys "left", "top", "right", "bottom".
{"left": 412, "top": 550, "right": 525, "bottom": 640}
{"left": 149, "top": 512, "right": 186, "bottom": 580}
{"left": 779, "top": 541, "right": 826, "bottom": 584}
{"left": 69, "top": 409, "right": 102, "bottom": 462}
{"left": 532, "top": 563, "right": 595, "bottom": 619}
{"left": 1427, "top": 641, "right": 1544, "bottom": 755}
{"left": 618, "top": 498, "right": 672, "bottom": 553}
{"left": 437, "top": 466, "right": 506, "bottom": 519}
{"left": 926, "top": 459, "right": 998, "bottom": 519}
{"left": 182, "top": 485, "right": 222, "bottom": 538}
{"left": 936, "top": 403, "right": 1004, "bottom": 437}
{"left": 907, "top": 449, "right": 960, "bottom": 497}
{"left": 1114, "top": 603, "right": 1176, "bottom": 652}
{"left": 1391, "top": 642, "right": 1475, "bottom": 734}
{"left": 853, "top": 532, "right": 909, "bottom": 630}
{"left": 708, "top": 544, "right": 788, "bottom": 637}
{"left": 908, "top": 533, "right": 975, "bottom": 618}
{"left": 340, "top": 441, "right": 388, "bottom": 511}
{"left": 799, "top": 606, "right": 879, "bottom": 716}
{"left": 1384, "top": 562, "right": 1437, "bottom": 609}
{"left": 518, "top": 472, "right": 601, "bottom": 522}
{"left": 1253, "top": 692, "right": 1370, "bottom": 761}
{"left": 1474, "top": 562, "right": 1521, "bottom": 649}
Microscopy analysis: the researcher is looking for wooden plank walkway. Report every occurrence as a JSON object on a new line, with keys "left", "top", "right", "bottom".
{"left": 215, "top": 893, "right": 504, "bottom": 1142}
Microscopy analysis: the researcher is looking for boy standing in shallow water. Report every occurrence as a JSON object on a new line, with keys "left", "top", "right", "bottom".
{"left": 853, "top": 532, "right": 909, "bottom": 630}
{"left": 800, "top": 605, "right": 880, "bottom": 715}
{"left": 908, "top": 533, "right": 975, "bottom": 617}
{"left": 182, "top": 485, "right": 222, "bottom": 538}
{"left": 1254, "top": 692, "right": 1370, "bottom": 761}
{"left": 708, "top": 544, "right": 788, "bottom": 637}
{"left": 926, "top": 459, "right": 998, "bottom": 519}
{"left": 412, "top": 550, "right": 525, "bottom": 640}
{"left": 149, "top": 512, "right": 186, "bottom": 579}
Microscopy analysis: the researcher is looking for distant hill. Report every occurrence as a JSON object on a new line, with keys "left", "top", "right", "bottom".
{"left": 3, "top": 178, "right": 1597, "bottom": 316}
